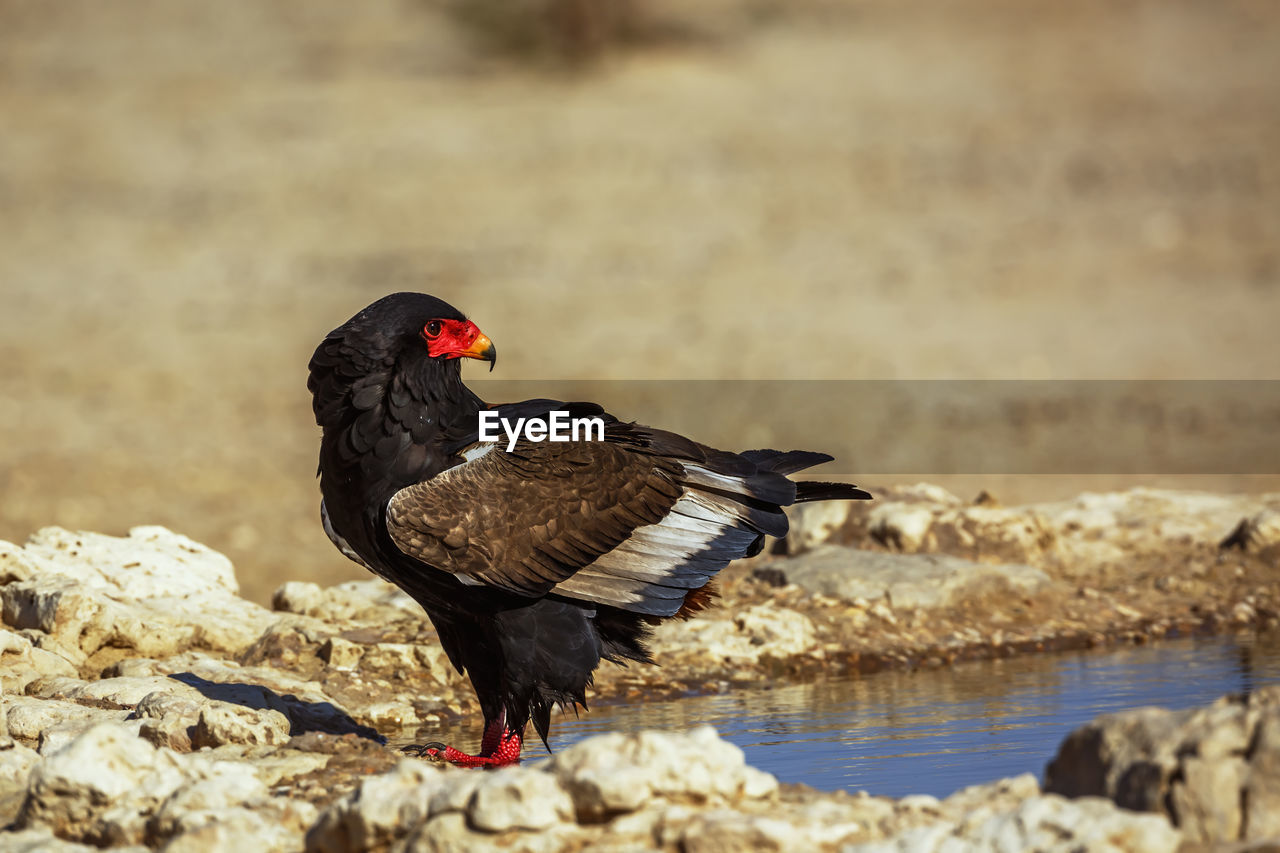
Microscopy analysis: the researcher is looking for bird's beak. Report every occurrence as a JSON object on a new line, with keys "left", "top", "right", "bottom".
{"left": 461, "top": 328, "right": 497, "bottom": 372}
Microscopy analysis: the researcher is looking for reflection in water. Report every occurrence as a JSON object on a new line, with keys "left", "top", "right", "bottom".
{"left": 401, "top": 632, "right": 1280, "bottom": 798}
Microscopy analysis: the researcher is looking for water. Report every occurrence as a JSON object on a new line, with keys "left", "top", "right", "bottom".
{"left": 407, "top": 632, "right": 1280, "bottom": 798}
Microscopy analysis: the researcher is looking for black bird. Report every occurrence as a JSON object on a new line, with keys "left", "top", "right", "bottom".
{"left": 308, "top": 293, "right": 871, "bottom": 765}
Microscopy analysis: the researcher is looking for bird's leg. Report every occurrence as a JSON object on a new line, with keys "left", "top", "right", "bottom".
{"left": 402, "top": 711, "right": 524, "bottom": 767}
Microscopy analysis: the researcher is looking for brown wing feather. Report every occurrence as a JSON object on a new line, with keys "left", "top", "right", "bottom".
{"left": 386, "top": 438, "right": 685, "bottom": 597}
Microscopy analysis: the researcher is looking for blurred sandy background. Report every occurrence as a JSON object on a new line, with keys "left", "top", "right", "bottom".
{"left": 1, "top": 0, "right": 1277, "bottom": 603}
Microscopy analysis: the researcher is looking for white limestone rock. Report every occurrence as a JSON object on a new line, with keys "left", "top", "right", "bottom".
{"left": 0, "top": 739, "right": 41, "bottom": 804}
{"left": 272, "top": 578, "right": 420, "bottom": 622}
{"left": 785, "top": 500, "right": 856, "bottom": 554}
{"left": 4, "top": 695, "right": 130, "bottom": 750}
{"left": 865, "top": 485, "right": 1280, "bottom": 575}
{"left": 0, "top": 527, "right": 274, "bottom": 658}
{"left": 549, "top": 726, "right": 775, "bottom": 821}
{"left": 847, "top": 794, "right": 1181, "bottom": 853}
{"left": 190, "top": 701, "right": 292, "bottom": 749}
{"left": 15, "top": 722, "right": 189, "bottom": 845}
{"left": 305, "top": 759, "right": 446, "bottom": 853}
{"left": 14, "top": 721, "right": 313, "bottom": 850}
{"left": 776, "top": 545, "right": 1053, "bottom": 610}
{"left": 650, "top": 605, "right": 817, "bottom": 665}
{"left": 0, "top": 828, "right": 122, "bottom": 852}
{"left": 0, "top": 629, "right": 78, "bottom": 694}
{"left": 467, "top": 767, "right": 574, "bottom": 832}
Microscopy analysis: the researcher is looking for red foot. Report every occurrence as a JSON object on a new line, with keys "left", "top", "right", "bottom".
{"left": 403, "top": 716, "right": 523, "bottom": 767}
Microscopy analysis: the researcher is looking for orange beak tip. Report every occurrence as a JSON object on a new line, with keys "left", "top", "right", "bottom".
{"left": 463, "top": 332, "right": 497, "bottom": 370}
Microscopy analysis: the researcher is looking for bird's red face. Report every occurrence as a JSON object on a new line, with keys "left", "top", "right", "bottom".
{"left": 422, "top": 318, "right": 497, "bottom": 371}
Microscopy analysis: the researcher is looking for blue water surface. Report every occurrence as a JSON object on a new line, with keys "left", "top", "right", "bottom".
{"left": 414, "top": 632, "right": 1280, "bottom": 798}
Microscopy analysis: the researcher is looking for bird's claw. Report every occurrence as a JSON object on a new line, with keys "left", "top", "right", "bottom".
{"left": 401, "top": 741, "right": 448, "bottom": 760}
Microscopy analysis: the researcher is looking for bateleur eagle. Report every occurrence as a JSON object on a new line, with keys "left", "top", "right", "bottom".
{"left": 308, "top": 292, "right": 871, "bottom": 766}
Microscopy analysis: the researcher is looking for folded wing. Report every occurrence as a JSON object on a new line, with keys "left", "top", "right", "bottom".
{"left": 386, "top": 412, "right": 868, "bottom": 616}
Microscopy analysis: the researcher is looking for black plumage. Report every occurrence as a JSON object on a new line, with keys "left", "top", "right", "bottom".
{"left": 308, "top": 292, "right": 872, "bottom": 764}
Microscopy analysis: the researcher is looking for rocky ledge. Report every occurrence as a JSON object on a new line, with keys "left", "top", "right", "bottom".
{"left": 8, "top": 691, "right": 1280, "bottom": 852}
{"left": 1, "top": 485, "right": 1279, "bottom": 850}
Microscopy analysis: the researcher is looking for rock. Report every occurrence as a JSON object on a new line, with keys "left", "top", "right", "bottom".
{"left": 650, "top": 605, "right": 816, "bottom": 665}
{"left": 878, "top": 483, "right": 966, "bottom": 507}
{"left": 732, "top": 605, "right": 817, "bottom": 656}
{"left": 1170, "top": 755, "right": 1247, "bottom": 842}
{"left": 1045, "top": 704, "right": 1190, "bottom": 811}
{"left": 858, "top": 486, "right": 1280, "bottom": 577}
{"left": 361, "top": 642, "right": 420, "bottom": 672}
{"left": 39, "top": 717, "right": 146, "bottom": 757}
{"left": 14, "top": 722, "right": 314, "bottom": 851}
{"left": 318, "top": 636, "right": 362, "bottom": 670}
{"left": 0, "top": 527, "right": 274, "bottom": 659}
{"left": 60, "top": 675, "right": 205, "bottom": 710}
{"left": 28, "top": 649, "right": 80, "bottom": 683}
{"left": 675, "top": 810, "right": 815, "bottom": 852}
{"left": 0, "top": 629, "right": 77, "bottom": 696}
{"left": 865, "top": 483, "right": 1058, "bottom": 563}
{"left": 849, "top": 794, "right": 1181, "bottom": 853}
{"left": 15, "top": 722, "right": 188, "bottom": 845}
{"left": 145, "top": 760, "right": 268, "bottom": 836}
{"left": 1039, "top": 489, "right": 1263, "bottom": 544}
{"left": 104, "top": 658, "right": 164, "bottom": 678}
{"left": 650, "top": 791, "right": 892, "bottom": 852}
{"left": 1243, "top": 712, "right": 1280, "bottom": 839}
{"left": 0, "top": 740, "right": 41, "bottom": 805}
{"left": 146, "top": 759, "right": 316, "bottom": 852}
{"left": 777, "top": 545, "right": 1052, "bottom": 610}
{"left": 6, "top": 696, "right": 127, "bottom": 746}
{"left": 160, "top": 807, "right": 314, "bottom": 853}
{"left": 0, "top": 828, "right": 121, "bottom": 852}
{"left": 305, "top": 759, "right": 444, "bottom": 853}
{"left": 127, "top": 670, "right": 351, "bottom": 750}
{"left": 271, "top": 578, "right": 419, "bottom": 622}
{"left": 135, "top": 691, "right": 207, "bottom": 752}
{"left": 932, "top": 772, "right": 1042, "bottom": 816}
{"left": 272, "top": 581, "right": 326, "bottom": 615}
{"left": 310, "top": 728, "right": 785, "bottom": 852}
{"left": 190, "top": 702, "right": 292, "bottom": 748}
{"left": 400, "top": 811, "right": 581, "bottom": 853}
{"left": 549, "top": 726, "right": 775, "bottom": 821}
{"left": 1045, "top": 685, "right": 1280, "bottom": 843}
{"left": 785, "top": 500, "right": 855, "bottom": 554}
{"left": 362, "top": 700, "right": 421, "bottom": 728}
{"left": 150, "top": 654, "right": 376, "bottom": 739}
{"left": 0, "top": 628, "right": 31, "bottom": 681}
{"left": 8, "top": 671, "right": 311, "bottom": 754}
{"left": 869, "top": 505, "right": 938, "bottom": 553}
{"left": 241, "top": 748, "right": 331, "bottom": 787}
{"left": 467, "top": 767, "right": 574, "bottom": 832}
{"left": 1221, "top": 508, "right": 1280, "bottom": 553}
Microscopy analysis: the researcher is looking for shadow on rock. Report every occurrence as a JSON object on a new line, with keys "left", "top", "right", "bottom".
{"left": 167, "top": 673, "right": 384, "bottom": 743}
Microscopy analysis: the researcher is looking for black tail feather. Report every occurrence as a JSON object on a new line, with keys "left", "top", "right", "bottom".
{"left": 741, "top": 449, "right": 835, "bottom": 475}
{"left": 796, "top": 480, "right": 873, "bottom": 502}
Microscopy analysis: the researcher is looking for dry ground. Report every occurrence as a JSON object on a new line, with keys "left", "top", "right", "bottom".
{"left": 0, "top": 0, "right": 1277, "bottom": 602}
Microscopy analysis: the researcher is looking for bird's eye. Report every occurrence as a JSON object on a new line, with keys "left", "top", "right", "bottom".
{"left": 424, "top": 320, "right": 442, "bottom": 338}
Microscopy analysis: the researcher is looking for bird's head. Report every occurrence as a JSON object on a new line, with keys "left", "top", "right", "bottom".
{"left": 332, "top": 292, "right": 497, "bottom": 370}
{"left": 420, "top": 314, "right": 497, "bottom": 372}
{"left": 390, "top": 293, "right": 497, "bottom": 370}
{"left": 309, "top": 292, "right": 497, "bottom": 431}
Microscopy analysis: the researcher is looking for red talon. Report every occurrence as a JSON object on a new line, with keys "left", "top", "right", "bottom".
{"left": 405, "top": 716, "right": 524, "bottom": 767}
